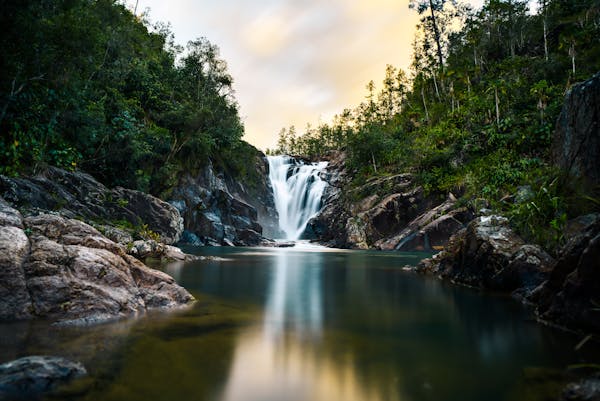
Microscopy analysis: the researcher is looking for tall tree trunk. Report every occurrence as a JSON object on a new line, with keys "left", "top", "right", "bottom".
{"left": 541, "top": 0, "right": 549, "bottom": 61}
{"left": 429, "top": 0, "right": 445, "bottom": 70}
{"left": 543, "top": 17, "right": 549, "bottom": 61}
{"left": 432, "top": 72, "right": 441, "bottom": 100}
{"left": 421, "top": 87, "right": 430, "bottom": 122}
{"left": 569, "top": 42, "right": 576, "bottom": 75}
{"left": 495, "top": 87, "right": 500, "bottom": 126}
{"left": 371, "top": 152, "right": 377, "bottom": 173}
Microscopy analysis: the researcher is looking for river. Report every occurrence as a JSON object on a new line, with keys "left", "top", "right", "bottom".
{"left": 0, "top": 243, "right": 594, "bottom": 401}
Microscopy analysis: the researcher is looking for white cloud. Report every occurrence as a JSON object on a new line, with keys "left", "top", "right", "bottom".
{"left": 134, "top": 0, "right": 483, "bottom": 150}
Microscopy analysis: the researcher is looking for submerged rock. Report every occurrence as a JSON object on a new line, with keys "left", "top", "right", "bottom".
{"left": 0, "top": 355, "right": 86, "bottom": 400}
{"left": 561, "top": 374, "right": 600, "bottom": 401}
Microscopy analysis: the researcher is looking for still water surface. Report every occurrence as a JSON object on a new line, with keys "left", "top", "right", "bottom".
{"left": 0, "top": 244, "right": 596, "bottom": 401}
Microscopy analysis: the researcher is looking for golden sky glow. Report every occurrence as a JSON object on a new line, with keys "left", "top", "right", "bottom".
{"left": 132, "top": 0, "right": 485, "bottom": 151}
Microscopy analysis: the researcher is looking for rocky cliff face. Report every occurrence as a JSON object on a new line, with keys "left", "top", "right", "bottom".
{"left": 308, "top": 151, "right": 473, "bottom": 251}
{"left": 531, "top": 214, "right": 600, "bottom": 333}
{"left": 416, "top": 213, "right": 600, "bottom": 334}
{"left": 0, "top": 197, "right": 193, "bottom": 325}
{"left": 553, "top": 71, "right": 600, "bottom": 186}
{"left": 168, "top": 150, "right": 278, "bottom": 246}
{"left": 413, "top": 72, "right": 600, "bottom": 334}
{"left": 0, "top": 167, "right": 183, "bottom": 245}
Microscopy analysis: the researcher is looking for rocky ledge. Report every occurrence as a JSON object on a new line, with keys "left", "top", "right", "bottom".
{"left": 0, "top": 167, "right": 183, "bottom": 245}
{"left": 0, "top": 197, "right": 193, "bottom": 325}
{"left": 416, "top": 213, "right": 600, "bottom": 335}
{"left": 416, "top": 215, "right": 555, "bottom": 297}
{"left": 307, "top": 151, "right": 473, "bottom": 251}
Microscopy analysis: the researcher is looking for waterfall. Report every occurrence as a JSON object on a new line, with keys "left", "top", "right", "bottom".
{"left": 267, "top": 155, "right": 328, "bottom": 240}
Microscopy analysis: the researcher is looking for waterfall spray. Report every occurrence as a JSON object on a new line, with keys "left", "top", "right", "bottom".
{"left": 267, "top": 156, "right": 328, "bottom": 240}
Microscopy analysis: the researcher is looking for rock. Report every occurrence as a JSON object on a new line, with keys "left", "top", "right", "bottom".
{"left": 112, "top": 187, "right": 183, "bottom": 244}
{"left": 552, "top": 71, "right": 600, "bottom": 186}
{"left": 128, "top": 239, "right": 165, "bottom": 260}
{"left": 168, "top": 155, "right": 273, "bottom": 246}
{"left": 561, "top": 374, "right": 600, "bottom": 401}
{"left": 307, "top": 151, "right": 467, "bottom": 250}
{"left": 0, "top": 199, "right": 31, "bottom": 320}
{"left": 416, "top": 216, "right": 555, "bottom": 295}
{"left": 376, "top": 198, "right": 473, "bottom": 251}
{"left": 0, "top": 356, "right": 86, "bottom": 400}
{"left": 0, "top": 197, "right": 23, "bottom": 228}
{"left": 532, "top": 214, "right": 600, "bottom": 332}
{"left": 126, "top": 255, "right": 193, "bottom": 309}
{"left": 0, "top": 167, "right": 183, "bottom": 245}
{"left": 127, "top": 240, "right": 198, "bottom": 262}
{"left": 0, "top": 211, "right": 193, "bottom": 324}
{"left": 96, "top": 224, "right": 133, "bottom": 245}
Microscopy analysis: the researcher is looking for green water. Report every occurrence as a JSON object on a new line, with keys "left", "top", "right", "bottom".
{"left": 0, "top": 245, "right": 597, "bottom": 401}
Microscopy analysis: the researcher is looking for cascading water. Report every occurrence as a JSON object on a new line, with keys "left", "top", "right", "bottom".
{"left": 267, "top": 155, "right": 328, "bottom": 240}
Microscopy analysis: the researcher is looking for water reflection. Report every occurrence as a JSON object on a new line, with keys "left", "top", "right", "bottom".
{"left": 219, "top": 245, "right": 403, "bottom": 401}
{"left": 0, "top": 247, "right": 596, "bottom": 401}
{"left": 264, "top": 247, "right": 323, "bottom": 340}
{"left": 219, "top": 328, "right": 404, "bottom": 401}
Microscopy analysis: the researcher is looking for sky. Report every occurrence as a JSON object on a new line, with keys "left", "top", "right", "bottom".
{"left": 128, "top": 0, "right": 485, "bottom": 151}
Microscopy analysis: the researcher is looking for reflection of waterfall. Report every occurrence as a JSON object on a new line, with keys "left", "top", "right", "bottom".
{"left": 264, "top": 247, "right": 323, "bottom": 340}
{"left": 267, "top": 155, "right": 328, "bottom": 240}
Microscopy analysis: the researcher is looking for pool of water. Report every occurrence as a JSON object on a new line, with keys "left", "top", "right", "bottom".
{"left": 1, "top": 244, "right": 597, "bottom": 401}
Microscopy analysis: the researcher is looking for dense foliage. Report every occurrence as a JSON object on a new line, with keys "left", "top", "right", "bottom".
{"left": 0, "top": 0, "right": 253, "bottom": 196}
{"left": 271, "top": 0, "right": 600, "bottom": 252}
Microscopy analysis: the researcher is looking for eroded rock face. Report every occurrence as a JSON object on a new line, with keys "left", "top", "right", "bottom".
{"left": 169, "top": 155, "right": 274, "bottom": 246}
{"left": 553, "top": 72, "right": 600, "bottom": 186}
{"left": 532, "top": 214, "right": 600, "bottom": 333}
{"left": 417, "top": 216, "right": 555, "bottom": 295}
{"left": 0, "top": 167, "right": 183, "bottom": 245}
{"left": 376, "top": 198, "right": 473, "bottom": 251}
{"left": 0, "top": 199, "right": 193, "bottom": 325}
{"left": 0, "top": 356, "right": 87, "bottom": 399}
{"left": 307, "top": 151, "right": 472, "bottom": 250}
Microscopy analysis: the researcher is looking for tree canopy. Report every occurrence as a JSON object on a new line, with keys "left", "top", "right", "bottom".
{"left": 271, "top": 0, "right": 600, "bottom": 252}
{"left": 0, "top": 0, "right": 249, "bottom": 195}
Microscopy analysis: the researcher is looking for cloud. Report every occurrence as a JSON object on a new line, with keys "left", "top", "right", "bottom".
{"left": 136, "top": 0, "right": 475, "bottom": 150}
{"left": 242, "top": 6, "right": 292, "bottom": 56}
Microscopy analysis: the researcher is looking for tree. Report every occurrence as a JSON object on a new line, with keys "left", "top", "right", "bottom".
{"left": 409, "top": 0, "right": 447, "bottom": 70}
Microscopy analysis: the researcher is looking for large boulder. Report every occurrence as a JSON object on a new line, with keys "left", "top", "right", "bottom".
{"left": 552, "top": 71, "right": 600, "bottom": 185}
{"left": 0, "top": 167, "right": 183, "bottom": 245}
{"left": 0, "top": 356, "right": 86, "bottom": 400}
{"left": 531, "top": 214, "right": 600, "bottom": 333}
{"left": 0, "top": 199, "right": 193, "bottom": 325}
{"left": 417, "top": 215, "right": 555, "bottom": 295}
